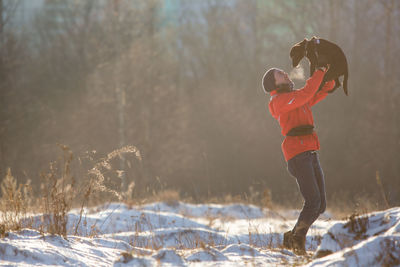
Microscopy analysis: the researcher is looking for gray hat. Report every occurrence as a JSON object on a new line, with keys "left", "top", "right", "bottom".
{"left": 262, "top": 68, "right": 279, "bottom": 93}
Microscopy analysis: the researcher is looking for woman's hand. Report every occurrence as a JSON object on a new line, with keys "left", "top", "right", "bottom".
{"left": 317, "top": 64, "right": 330, "bottom": 72}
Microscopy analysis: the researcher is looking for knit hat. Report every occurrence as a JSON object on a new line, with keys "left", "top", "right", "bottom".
{"left": 262, "top": 68, "right": 279, "bottom": 93}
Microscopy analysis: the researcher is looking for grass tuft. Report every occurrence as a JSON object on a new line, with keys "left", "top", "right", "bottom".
{"left": 0, "top": 168, "right": 33, "bottom": 236}
{"left": 0, "top": 144, "right": 141, "bottom": 238}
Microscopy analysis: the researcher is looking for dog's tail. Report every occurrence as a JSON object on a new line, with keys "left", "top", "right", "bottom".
{"left": 343, "top": 73, "right": 349, "bottom": 96}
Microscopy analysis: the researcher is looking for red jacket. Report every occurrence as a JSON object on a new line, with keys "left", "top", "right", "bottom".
{"left": 268, "top": 69, "right": 335, "bottom": 161}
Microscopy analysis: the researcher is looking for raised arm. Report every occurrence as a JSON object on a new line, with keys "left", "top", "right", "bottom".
{"left": 309, "top": 80, "right": 335, "bottom": 106}
{"left": 273, "top": 69, "right": 325, "bottom": 115}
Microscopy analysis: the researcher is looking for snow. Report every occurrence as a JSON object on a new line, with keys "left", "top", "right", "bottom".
{"left": 0, "top": 202, "right": 399, "bottom": 266}
{"left": 307, "top": 207, "right": 400, "bottom": 266}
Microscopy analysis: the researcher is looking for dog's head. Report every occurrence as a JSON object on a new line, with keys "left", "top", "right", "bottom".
{"left": 305, "top": 36, "right": 319, "bottom": 63}
{"left": 290, "top": 38, "right": 307, "bottom": 67}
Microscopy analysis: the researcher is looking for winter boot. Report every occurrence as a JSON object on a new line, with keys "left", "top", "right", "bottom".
{"left": 292, "top": 233, "right": 306, "bottom": 255}
{"left": 283, "top": 230, "right": 293, "bottom": 249}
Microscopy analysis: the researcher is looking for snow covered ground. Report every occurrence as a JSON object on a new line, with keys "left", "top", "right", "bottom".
{"left": 0, "top": 202, "right": 399, "bottom": 266}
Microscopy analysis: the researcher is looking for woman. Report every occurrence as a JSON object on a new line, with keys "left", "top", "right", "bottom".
{"left": 262, "top": 66, "right": 334, "bottom": 255}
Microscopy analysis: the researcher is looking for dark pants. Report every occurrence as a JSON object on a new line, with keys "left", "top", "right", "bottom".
{"left": 287, "top": 150, "right": 326, "bottom": 237}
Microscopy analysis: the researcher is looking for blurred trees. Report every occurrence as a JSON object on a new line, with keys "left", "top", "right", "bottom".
{"left": 0, "top": 0, "right": 399, "bottom": 206}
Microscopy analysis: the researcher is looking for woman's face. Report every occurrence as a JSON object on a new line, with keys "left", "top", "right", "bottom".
{"left": 273, "top": 69, "right": 292, "bottom": 87}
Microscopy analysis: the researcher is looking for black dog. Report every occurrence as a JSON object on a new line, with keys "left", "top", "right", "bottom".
{"left": 290, "top": 37, "right": 349, "bottom": 95}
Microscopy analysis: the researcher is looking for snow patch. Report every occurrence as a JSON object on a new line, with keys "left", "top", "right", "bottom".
{"left": 0, "top": 203, "right": 399, "bottom": 266}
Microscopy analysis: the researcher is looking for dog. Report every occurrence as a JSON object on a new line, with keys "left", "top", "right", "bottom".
{"left": 290, "top": 37, "right": 349, "bottom": 95}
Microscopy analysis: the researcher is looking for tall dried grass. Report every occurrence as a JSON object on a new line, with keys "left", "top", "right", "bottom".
{"left": 0, "top": 168, "right": 33, "bottom": 237}
{"left": 0, "top": 144, "right": 141, "bottom": 237}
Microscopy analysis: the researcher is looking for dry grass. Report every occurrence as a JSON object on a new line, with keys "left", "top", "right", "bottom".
{"left": 0, "top": 144, "right": 141, "bottom": 238}
{"left": 39, "top": 144, "right": 75, "bottom": 237}
{"left": 326, "top": 191, "right": 382, "bottom": 219}
{"left": 0, "top": 168, "right": 33, "bottom": 237}
{"left": 375, "top": 238, "right": 400, "bottom": 266}
{"left": 343, "top": 213, "right": 370, "bottom": 240}
{"left": 126, "top": 188, "right": 181, "bottom": 207}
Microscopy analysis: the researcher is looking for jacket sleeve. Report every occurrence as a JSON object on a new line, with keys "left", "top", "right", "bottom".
{"left": 309, "top": 80, "right": 335, "bottom": 106}
{"left": 273, "top": 70, "right": 325, "bottom": 115}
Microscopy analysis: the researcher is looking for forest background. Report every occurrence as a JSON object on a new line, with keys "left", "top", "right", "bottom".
{"left": 1, "top": 0, "right": 399, "bottom": 210}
